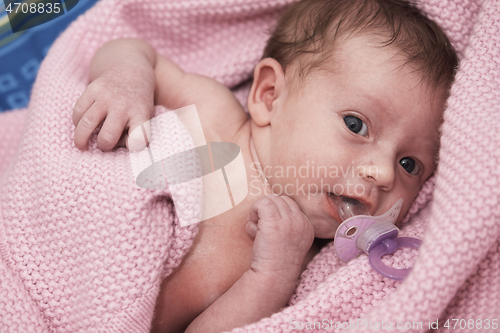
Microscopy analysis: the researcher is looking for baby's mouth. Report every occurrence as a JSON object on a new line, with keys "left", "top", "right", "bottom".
{"left": 328, "top": 193, "right": 370, "bottom": 221}
{"left": 325, "top": 193, "right": 342, "bottom": 223}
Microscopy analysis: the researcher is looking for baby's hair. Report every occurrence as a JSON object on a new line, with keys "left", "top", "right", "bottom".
{"left": 262, "top": 0, "right": 458, "bottom": 90}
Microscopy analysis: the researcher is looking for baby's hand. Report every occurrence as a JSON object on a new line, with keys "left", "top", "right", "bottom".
{"left": 72, "top": 63, "right": 155, "bottom": 151}
{"left": 246, "top": 194, "right": 315, "bottom": 283}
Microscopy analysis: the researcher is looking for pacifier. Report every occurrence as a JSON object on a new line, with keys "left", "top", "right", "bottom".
{"left": 333, "top": 197, "right": 422, "bottom": 281}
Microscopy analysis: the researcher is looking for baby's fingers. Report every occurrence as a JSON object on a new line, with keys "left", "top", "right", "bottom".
{"left": 98, "top": 113, "right": 128, "bottom": 151}
{"left": 127, "top": 114, "right": 152, "bottom": 152}
{"left": 279, "top": 195, "right": 302, "bottom": 213}
{"left": 246, "top": 221, "right": 258, "bottom": 240}
{"left": 72, "top": 87, "right": 96, "bottom": 128}
{"left": 248, "top": 195, "right": 280, "bottom": 224}
{"left": 73, "top": 103, "right": 106, "bottom": 151}
{"left": 248, "top": 194, "right": 293, "bottom": 224}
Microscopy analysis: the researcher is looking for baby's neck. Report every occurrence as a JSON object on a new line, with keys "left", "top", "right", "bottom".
{"left": 249, "top": 135, "right": 272, "bottom": 195}
{"left": 204, "top": 118, "right": 269, "bottom": 217}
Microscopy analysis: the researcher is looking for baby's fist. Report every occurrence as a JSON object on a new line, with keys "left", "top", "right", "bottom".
{"left": 246, "top": 194, "right": 315, "bottom": 282}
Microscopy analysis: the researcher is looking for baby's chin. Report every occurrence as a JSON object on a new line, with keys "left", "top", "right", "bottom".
{"left": 311, "top": 222, "right": 339, "bottom": 239}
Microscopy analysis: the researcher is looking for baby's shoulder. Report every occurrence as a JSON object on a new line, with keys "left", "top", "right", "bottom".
{"left": 156, "top": 66, "right": 249, "bottom": 143}
{"left": 185, "top": 74, "right": 248, "bottom": 143}
{"left": 155, "top": 54, "right": 249, "bottom": 143}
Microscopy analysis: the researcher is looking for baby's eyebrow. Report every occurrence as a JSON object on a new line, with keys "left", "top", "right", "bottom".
{"left": 364, "top": 94, "right": 390, "bottom": 112}
{"left": 361, "top": 92, "right": 401, "bottom": 121}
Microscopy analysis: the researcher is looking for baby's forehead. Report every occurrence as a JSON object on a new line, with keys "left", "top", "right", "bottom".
{"left": 286, "top": 33, "right": 441, "bottom": 95}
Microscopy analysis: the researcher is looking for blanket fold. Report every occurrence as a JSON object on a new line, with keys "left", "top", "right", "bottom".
{"left": 0, "top": 0, "right": 498, "bottom": 332}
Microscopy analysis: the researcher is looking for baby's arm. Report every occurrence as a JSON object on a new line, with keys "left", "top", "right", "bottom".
{"left": 73, "top": 38, "right": 245, "bottom": 151}
{"left": 185, "top": 195, "right": 315, "bottom": 333}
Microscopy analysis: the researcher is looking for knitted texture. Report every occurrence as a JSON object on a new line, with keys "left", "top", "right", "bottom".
{"left": 0, "top": 109, "right": 26, "bottom": 181}
{"left": 0, "top": 0, "right": 499, "bottom": 332}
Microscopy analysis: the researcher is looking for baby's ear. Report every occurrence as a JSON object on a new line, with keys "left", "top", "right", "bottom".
{"left": 248, "top": 58, "right": 286, "bottom": 126}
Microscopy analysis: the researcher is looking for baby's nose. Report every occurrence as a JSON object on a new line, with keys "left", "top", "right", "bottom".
{"left": 358, "top": 154, "right": 396, "bottom": 191}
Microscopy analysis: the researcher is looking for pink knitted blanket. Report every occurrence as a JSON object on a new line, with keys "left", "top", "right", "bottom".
{"left": 0, "top": 0, "right": 498, "bottom": 332}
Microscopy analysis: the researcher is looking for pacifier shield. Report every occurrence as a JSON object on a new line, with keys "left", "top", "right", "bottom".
{"left": 334, "top": 216, "right": 377, "bottom": 262}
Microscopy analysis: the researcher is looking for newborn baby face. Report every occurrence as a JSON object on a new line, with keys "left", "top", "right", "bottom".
{"left": 263, "top": 33, "right": 447, "bottom": 238}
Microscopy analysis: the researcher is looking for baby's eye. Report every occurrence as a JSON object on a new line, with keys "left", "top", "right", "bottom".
{"left": 399, "top": 157, "right": 420, "bottom": 175}
{"left": 344, "top": 115, "right": 368, "bottom": 137}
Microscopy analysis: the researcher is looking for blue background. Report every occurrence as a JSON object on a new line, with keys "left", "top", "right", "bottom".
{"left": 0, "top": 0, "right": 100, "bottom": 112}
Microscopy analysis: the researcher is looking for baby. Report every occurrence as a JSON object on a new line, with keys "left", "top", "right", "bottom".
{"left": 72, "top": 0, "right": 457, "bottom": 332}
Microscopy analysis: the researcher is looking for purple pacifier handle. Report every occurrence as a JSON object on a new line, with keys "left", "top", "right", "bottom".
{"left": 368, "top": 237, "right": 422, "bottom": 281}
